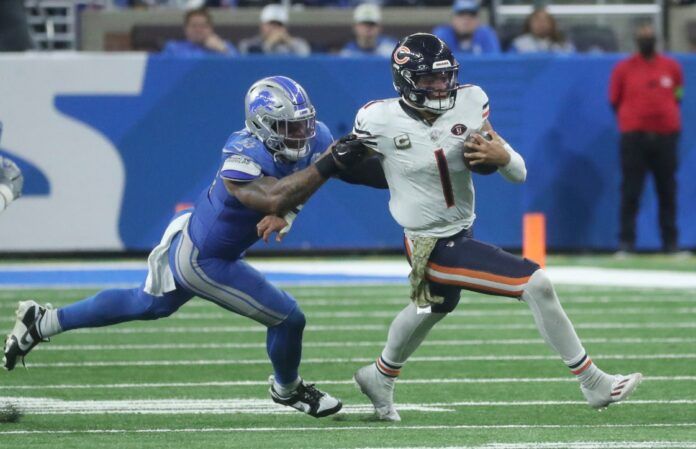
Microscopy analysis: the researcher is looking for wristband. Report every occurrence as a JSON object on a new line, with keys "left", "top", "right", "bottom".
{"left": 281, "top": 205, "right": 303, "bottom": 235}
{"left": 314, "top": 155, "right": 339, "bottom": 179}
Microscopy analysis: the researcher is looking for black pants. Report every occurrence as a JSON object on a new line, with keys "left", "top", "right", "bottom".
{"left": 619, "top": 132, "right": 679, "bottom": 251}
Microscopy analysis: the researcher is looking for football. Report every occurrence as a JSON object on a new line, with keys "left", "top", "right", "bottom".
{"left": 463, "top": 132, "right": 498, "bottom": 175}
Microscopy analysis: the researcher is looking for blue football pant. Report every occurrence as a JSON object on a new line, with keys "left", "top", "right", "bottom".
{"left": 58, "top": 229, "right": 304, "bottom": 385}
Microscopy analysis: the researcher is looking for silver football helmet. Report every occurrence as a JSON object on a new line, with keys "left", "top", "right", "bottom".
{"left": 244, "top": 76, "right": 316, "bottom": 162}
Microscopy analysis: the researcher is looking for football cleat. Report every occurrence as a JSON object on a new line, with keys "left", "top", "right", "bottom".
{"left": 269, "top": 376, "right": 342, "bottom": 418}
{"left": 3, "top": 301, "right": 50, "bottom": 371}
{"left": 581, "top": 373, "right": 643, "bottom": 409}
{"left": 353, "top": 363, "right": 401, "bottom": 421}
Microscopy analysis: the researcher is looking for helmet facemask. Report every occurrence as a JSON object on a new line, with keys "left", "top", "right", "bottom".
{"left": 258, "top": 112, "right": 316, "bottom": 162}
{"left": 402, "top": 66, "right": 459, "bottom": 114}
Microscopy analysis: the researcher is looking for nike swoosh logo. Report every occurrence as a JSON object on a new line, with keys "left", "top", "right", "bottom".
{"left": 19, "top": 332, "right": 33, "bottom": 348}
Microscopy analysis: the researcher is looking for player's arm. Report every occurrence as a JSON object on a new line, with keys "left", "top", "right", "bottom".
{"left": 337, "top": 146, "right": 387, "bottom": 189}
{"left": 464, "top": 120, "right": 526, "bottom": 183}
{"left": 226, "top": 138, "right": 369, "bottom": 216}
{"left": 225, "top": 169, "right": 323, "bottom": 216}
{"left": 0, "top": 156, "right": 24, "bottom": 213}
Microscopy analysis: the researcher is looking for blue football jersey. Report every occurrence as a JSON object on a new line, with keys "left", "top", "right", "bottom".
{"left": 187, "top": 121, "right": 333, "bottom": 259}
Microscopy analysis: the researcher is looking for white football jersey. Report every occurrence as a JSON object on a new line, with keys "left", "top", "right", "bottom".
{"left": 353, "top": 85, "right": 491, "bottom": 238}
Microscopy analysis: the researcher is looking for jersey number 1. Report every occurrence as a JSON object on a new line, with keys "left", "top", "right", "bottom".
{"left": 434, "top": 149, "right": 455, "bottom": 208}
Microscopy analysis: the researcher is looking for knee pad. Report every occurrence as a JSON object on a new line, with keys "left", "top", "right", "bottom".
{"left": 523, "top": 269, "right": 555, "bottom": 301}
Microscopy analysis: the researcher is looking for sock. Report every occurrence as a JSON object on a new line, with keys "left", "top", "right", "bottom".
{"left": 273, "top": 377, "right": 301, "bottom": 397}
{"left": 266, "top": 306, "right": 305, "bottom": 387}
{"left": 375, "top": 355, "right": 402, "bottom": 379}
{"left": 522, "top": 270, "right": 586, "bottom": 360}
{"left": 37, "top": 308, "right": 62, "bottom": 338}
{"left": 379, "top": 302, "right": 447, "bottom": 377}
{"left": 567, "top": 352, "right": 610, "bottom": 389}
{"left": 522, "top": 270, "right": 610, "bottom": 386}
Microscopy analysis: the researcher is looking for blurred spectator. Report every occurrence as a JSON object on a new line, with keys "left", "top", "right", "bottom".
{"left": 0, "top": 0, "right": 32, "bottom": 51}
{"left": 508, "top": 9, "right": 574, "bottom": 54}
{"left": 609, "top": 23, "right": 684, "bottom": 254}
{"left": 161, "top": 8, "right": 236, "bottom": 56}
{"left": 340, "top": 4, "right": 397, "bottom": 57}
{"left": 238, "top": 4, "right": 311, "bottom": 56}
{"left": 432, "top": 0, "right": 500, "bottom": 55}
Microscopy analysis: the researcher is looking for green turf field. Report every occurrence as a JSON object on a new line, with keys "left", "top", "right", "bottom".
{"left": 0, "top": 281, "right": 695, "bottom": 448}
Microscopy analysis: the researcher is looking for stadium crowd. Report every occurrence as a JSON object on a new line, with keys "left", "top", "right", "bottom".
{"left": 158, "top": 1, "right": 584, "bottom": 56}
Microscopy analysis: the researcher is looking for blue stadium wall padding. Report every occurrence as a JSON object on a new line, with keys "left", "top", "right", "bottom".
{"left": 33, "top": 55, "right": 696, "bottom": 250}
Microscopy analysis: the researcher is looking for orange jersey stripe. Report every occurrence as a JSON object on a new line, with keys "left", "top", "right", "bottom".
{"left": 428, "top": 261, "right": 531, "bottom": 286}
{"left": 426, "top": 273, "right": 524, "bottom": 297}
{"left": 404, "top": 236, "right": 529, "bottom": 287}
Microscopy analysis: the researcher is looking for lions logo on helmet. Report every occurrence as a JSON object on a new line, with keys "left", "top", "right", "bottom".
{"left": 391, "top": 33, "right": 460, "bottom": 113}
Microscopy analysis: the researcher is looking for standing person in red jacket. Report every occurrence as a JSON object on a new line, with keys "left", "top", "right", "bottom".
{"left": 609, "top": 23, "right": 684, "bottom": 254}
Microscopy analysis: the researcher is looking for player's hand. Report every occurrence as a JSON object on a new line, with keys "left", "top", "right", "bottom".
{"left": 0, "top": 156, "right": 23, "bottom": 199}
{"left": 256, "top": 215, "right": 289, "bottom": 243}
{"left": 463, "top": 130, "right": 511, "bottom": 167}
{"left": 330, "top": 134, "right": 373, "bottom": 170}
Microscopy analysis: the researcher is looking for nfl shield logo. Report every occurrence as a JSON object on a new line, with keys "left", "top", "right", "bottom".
{"left": 451, "top": 124, "right": 467, "bottom": 136}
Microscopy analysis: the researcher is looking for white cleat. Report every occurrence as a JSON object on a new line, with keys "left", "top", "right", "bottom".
{"left": 353, "top": 363, "right": 401, "bottom": 421}
{"left": 3, "top": 300, "right": 50, "bottom": 371}
{"left": 269, "top": 375, "right": 342, "bottom": 418}
{"left": 581, "top": 373, "right": 643, "bottom": 409}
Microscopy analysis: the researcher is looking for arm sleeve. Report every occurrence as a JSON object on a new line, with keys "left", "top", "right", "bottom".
{"left": 337, "top": 155, "right": 388, "bottom": 189}
{"left": 219, "top": 154, "right": 263, "bottom": 183}
{"left": 497, "top": 142, "right": 526, "bottom": 183}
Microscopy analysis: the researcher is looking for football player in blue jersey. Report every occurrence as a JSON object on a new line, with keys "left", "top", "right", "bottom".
{"left": 0, "top": 122, "right": 24, "bottom": 214}
{"left": 2, "top": 76, "right": 369, "bottom": 418}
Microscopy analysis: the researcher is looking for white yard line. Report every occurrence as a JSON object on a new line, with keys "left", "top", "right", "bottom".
{"left": 1, "top": 376, "right": 693, "bottom": 391}
{"left": 65, "top": 322, "right": 696, "bottom": 334}
{"left": 0, "top": 424, "right": 695, "bottom": 436}
{"left": 0, "top": 397, "right": 694, "bottom": 416}
{"left": 2, "top": 307, "right": 692, "bottom": 322}
{"left": 34, "top": 337, "right": 696, "bottom": 352}
{"left": 21, "top": 353, "right": 696, "bottom": 368}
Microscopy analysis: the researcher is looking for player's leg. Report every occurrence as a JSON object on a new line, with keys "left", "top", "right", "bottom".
{"left": 3, "top": 284, "right": 193, "bottom": 371}
{"left": 421, "top": 234, "right": 640, "bottom": 408}
{"left": 354, "top": 281, "right": 458, "bottom": 421}
{"left": 521, "top": 269, "right": 641, "bottom": 408}
{"left": 618, "top": 132, "right": 649, "bottom": 252}
{"left": 649, "top": 132, "right": 679, "bottom": 252}
{"left": 171, "top": 229, "right": 341, "bottom": 418}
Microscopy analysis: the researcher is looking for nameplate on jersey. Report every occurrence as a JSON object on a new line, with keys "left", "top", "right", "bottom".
{"left": 220, "top": 155, "right": 263, "bottom": 183}
{"left": 394, "top": 134, "right": 411, "bottom": 150}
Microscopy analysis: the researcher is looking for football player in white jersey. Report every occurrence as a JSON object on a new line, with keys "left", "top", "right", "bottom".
{"left": 348, "top": 33, "right": 642, "bottom": 421}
